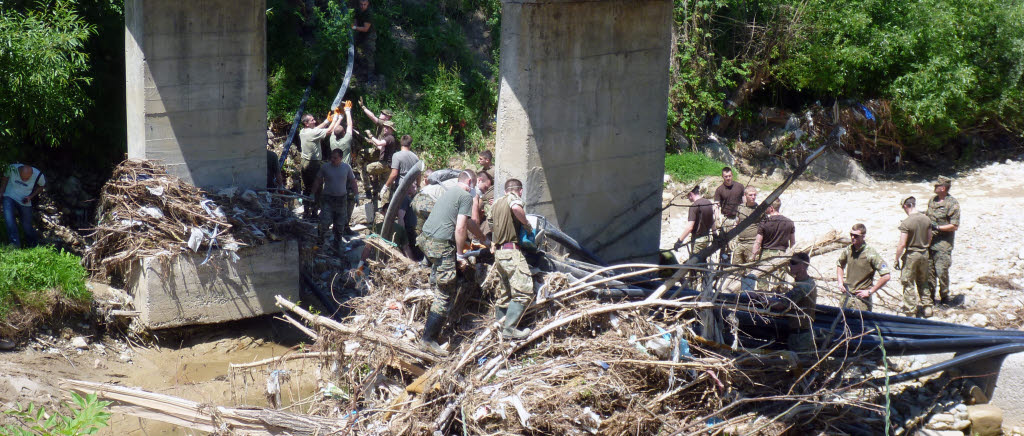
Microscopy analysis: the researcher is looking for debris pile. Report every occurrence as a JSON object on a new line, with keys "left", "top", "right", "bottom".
{"left": 83, "top": 160, "right": 309, "bottom": 281}
{"left": 232, "top": 253, "right": 898, "bottom": 435}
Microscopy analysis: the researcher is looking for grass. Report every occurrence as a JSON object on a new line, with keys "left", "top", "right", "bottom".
{"left": 0, "top": 245, "right": 90, "bottom": 326}
{"left": 664, "top": 152, "right": 727, "bottom": 183}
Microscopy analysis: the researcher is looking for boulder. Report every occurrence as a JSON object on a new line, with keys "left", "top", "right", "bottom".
{"left": 733, "top": 140, "right": 770, "bottom": 161}
{"left": 697, "top": 141, "right": 735, "bottom": 165}
{"left": 805, "top": 148, "right": 874, "bottom": 184}
{"left": 966, "top": 404, "right": 1003, "bottom": 436}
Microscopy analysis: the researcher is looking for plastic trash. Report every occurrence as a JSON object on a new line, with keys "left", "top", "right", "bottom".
{"left": 187, "top": 227, "right": 204, "bottom": 252}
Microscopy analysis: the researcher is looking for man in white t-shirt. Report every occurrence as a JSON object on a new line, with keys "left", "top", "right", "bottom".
{"left": 1, "top": 164, "right": 46, "bottom": 248}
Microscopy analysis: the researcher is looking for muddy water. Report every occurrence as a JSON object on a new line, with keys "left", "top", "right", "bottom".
{"left": 103, "top": 336, "right": 322, "bottom": 435}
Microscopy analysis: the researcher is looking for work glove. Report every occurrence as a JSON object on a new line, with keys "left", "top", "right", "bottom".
{"left": 333, "top": 107, "right": 341, "bottom": 115}
{"left": 358, "top": 96, "right": 365, "bottom": 107}
{"left": 344, "top": 100, "right": 353, "bottom": 109}
{"left": 673, "top": 239, "right": 685, "bottom": 251}
{"left": 893, "top": 257, "right": 902, "bottom": 270}
{"left": 930, "top": 223, "right": 939, "bottom": 231}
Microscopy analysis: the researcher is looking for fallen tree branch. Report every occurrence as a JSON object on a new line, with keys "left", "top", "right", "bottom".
{"left": 61, "top": 379, "right": 346, "bottom": 435}
{"left": 479, "top": 298, "right": 714, "bottom": 381}
{"left": 275, "top": 295, "right": 438, "bottom": 364}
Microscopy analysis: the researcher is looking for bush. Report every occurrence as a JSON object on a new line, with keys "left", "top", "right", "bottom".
{"left": 2, "top": 392, "right": 112, "bottom": 435}
{"left": 0, "top": 246, "right": 90, "bottom": 322}
{"left": 664, "top": 152, "right": 726, "bottom": 183}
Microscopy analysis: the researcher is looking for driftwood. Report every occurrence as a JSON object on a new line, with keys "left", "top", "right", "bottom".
{"left": 275, "top": 295, "right": 438, "bottom": 364}
{"left": 364, "top": 235, "right": 416, "bottom": 267}
{"left": 61, "top": 379, "right": 346, "bottom": 435}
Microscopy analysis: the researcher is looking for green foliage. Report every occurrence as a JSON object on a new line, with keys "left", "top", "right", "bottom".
{"left": 1, "top": 392, "right": 112, "bottom": 435}
{"left": 0, "top": 0, "right": 96, "bottom": 159}
{"left": 0, "top": 246, "right": 90, "bottom": 321}
{"left": 379, "top": 64, "right": 485, "bottom": 167}
{"left": 667, "top": 0, "right": 758, "bottom": 147}
{"left": 266, "top": 0, "right": 353, "bottom": 121}
{"left": 776, "top": 0, "right": 1024, "bottom": 146}
{"left": 664, "top": 152, "right": 726, "bottom": 183}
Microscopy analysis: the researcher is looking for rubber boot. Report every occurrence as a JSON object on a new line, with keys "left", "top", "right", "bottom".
{"left": 419, "top": 312, "right": 449, "bottom": 356}
{"left": 502, "top": 302, "right": 531, "bottom": 340}
{"left": 494, "top": 306, "right": 507, "bottom": 323}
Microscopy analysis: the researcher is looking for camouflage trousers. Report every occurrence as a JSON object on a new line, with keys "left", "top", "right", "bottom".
{"left": 493, "top": 248, "right": 534, "bottom": 310}
{"left": 901, "top": 250, "right": 931, "bottom": 312}
{"left": 318, "top": 194, "right": 349, "bottom": 245}
{"left": 418, "top": 235, "right": 457, "bottom": 316}
{"left": 929, "top": 244, "right": 953, "bottom": 301}
{"left": 842, "top": 283, "right": 873, "bottom": 312}
{"left": 691, "top": 235, "right": 712, "bottom": 254}
{"left": 757, "top": 248, "right": 785, "bottom": 291}
{"left": 732, "top": 240, "right": 756, "bottom": 265}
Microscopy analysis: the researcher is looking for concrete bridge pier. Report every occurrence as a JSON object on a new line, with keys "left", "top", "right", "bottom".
{"left": 125, "top": 0, "right": 267, "bottom": 190}
{"left": 124, "top": 0, "right": 298, "bottom": 329}
{"left": 495, "top": 0, "right": 673, "bottom": 263}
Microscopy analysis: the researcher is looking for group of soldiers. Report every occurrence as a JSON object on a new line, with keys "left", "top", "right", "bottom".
{"left": 288, "top": 98, "right": 534, "bottom": 356}
{"left": 675, "top": 167, "right": 961, "bottom": 349}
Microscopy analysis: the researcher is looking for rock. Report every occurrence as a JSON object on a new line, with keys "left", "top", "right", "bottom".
{"left": 967, "top": 314, "right": 989, "bottom": 327}
{"left": 951, "top": 419, "right": 971, "bottom": 431}
{"left": 966, "top": 404, "right": 1003, "bottom": 436}
{"left": 71, "top": 336, "right": 89, "bottom": 349}
{"left": 733, "top": 140, "right": 770, "bottom": 161}
{"left": 1017, "top": 247, "right": 1024, "bottom": 260}
{"left": 805, "top": 148, "right": 875, "bottom": 184}
{"left": 963, "top": 282, "right": 975, "bottom": 291}
{"left": 697, "top": 141, "right": 735, "bottom": 165}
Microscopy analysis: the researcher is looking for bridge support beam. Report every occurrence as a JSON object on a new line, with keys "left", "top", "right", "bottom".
{"left": 125, "top": 0, "right": 267, "bottom": 190}
{"left": 495, "top": 0, "right": 672, "bottom": 262}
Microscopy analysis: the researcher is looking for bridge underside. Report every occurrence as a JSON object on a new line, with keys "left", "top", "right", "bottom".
{"left": 495, "top": 0, "right": 672, "bottom": 263}
{"left": 125, "top": 0, "right": 267, "bottom": 190}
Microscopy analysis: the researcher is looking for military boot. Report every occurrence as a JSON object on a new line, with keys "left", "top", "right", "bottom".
{"left": 419, "top": 311, "right": 449, "bottom": 356}
{"left": 502, "top": 302, "right": 531, "bottom": 340}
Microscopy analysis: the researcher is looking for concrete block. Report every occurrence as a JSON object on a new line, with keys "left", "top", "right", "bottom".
{"left": 966, "top": 404, "right": 1003, "bottom": 436}
{"left": 129, "top": 240, "right": 299, "bottom": 329}
{"left": 126, "top": 0, "right": 267, "bottom": 191}
{"left": 496, "top": 0, "right": 672, "bottom": 262}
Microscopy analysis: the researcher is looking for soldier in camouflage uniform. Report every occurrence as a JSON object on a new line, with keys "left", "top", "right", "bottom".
{"left": 895, "top": 196, "right": 933, "bottom": 317}
{"left": 416, "top": 170, "right": 490, "bottom": 355}
{"left": 836, "top": 224, "right": 891, "bottom": 311}
{"left": 732, "top": 186, "right": 761, "bottom": 264}
{"left": 927, "top": 176, "right": 960, "bottom": 306}
{"left": 490, "top": 178, "right": 535, "bottom": 340}
{"left": 769, "top": 253, "right": 818, "bottom": 352}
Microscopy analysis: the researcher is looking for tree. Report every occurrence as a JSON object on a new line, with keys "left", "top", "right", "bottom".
{"left": 0, "top": 0, "right": 96, "bottom": 161}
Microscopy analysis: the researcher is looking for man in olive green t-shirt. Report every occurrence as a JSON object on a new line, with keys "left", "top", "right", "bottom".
{"left": 416, "top": 170, "right": 490, "bottom": 355}
{"left": 895, "top": 196, "right": 933, "bottom": 317}
{"left": 490, "top": 178, "right": 534, "bottom": 340}
{"left": 837, "top": 223, "right": 891, "bottom": 311}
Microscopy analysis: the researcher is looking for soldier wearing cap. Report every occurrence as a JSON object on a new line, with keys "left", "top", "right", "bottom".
{"left": 895, "top": 196, "right": 933, "bottom": 317}
{"left": 927, "top": 176, "right": 960, "bottom": 306}
{"left": 836, "top": 223, "right": 891, "bottom": 311}
{"left": 358, "top": 97, "right": 392, "bottom": 136}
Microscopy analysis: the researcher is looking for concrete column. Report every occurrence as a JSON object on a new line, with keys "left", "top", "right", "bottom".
{"left": 495, "top": 0, "right": 672, "bottom": 263}
{"left": 126, "top": 0, "right": 267, "bottom": 190}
